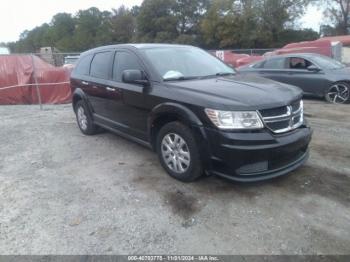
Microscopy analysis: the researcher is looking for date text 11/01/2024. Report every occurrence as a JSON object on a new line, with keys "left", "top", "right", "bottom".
{"left": 127, "top": 256, "right": 220, "bottom": 261}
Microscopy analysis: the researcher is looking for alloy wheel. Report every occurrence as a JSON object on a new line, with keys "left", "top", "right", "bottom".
{"left": 326, "top": 84, "right": 350, "bottom": 104}
{"left": 161, "top": 133, "right": 191, "bottom": 174}
{"left": 77, "top": 106, "right": 88, "bottom": 130}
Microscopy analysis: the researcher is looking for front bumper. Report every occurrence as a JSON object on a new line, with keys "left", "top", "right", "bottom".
{"left": 203, "top": 125, "right": 312, "bottom": 182}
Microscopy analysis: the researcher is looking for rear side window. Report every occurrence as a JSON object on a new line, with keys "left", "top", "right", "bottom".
{"left": 75, "top": 54, "right": 92, "bottom": 75}
{"left": 113, "top": 51, "right": 143, "bottom": 81}
{"left": 262, "top": 58, "right": 286, "bottom": 69}
{"left": 90, "top": 52, "right": 113, "bottom": 79}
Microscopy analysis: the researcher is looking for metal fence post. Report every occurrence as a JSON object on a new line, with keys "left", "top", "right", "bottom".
{"left": 31, "top": 54, "right": 43, "bottom": 110}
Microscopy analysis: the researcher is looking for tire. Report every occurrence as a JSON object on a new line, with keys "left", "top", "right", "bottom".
{"left": 325, "top": 82, "right": 350, "bottom": 104}
{"left": 74, "top": 100, "right": 98, "bottom": 135}
{"left": 156, "top": 121, "right": 203, "bottom": 182}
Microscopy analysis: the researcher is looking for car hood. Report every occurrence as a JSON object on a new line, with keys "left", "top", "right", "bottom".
{"left": 328, "top": 67, "right": 350, "bottom": 75}
{"left": 165, "top": 74, "right": 302, "bottom": 110}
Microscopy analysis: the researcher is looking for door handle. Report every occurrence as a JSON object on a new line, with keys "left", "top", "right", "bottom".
{"left": 81, "top": 81, "right": 89, "bottom": 86}
{"left": 106, "top": 87, "right": 116, "bottom": 92}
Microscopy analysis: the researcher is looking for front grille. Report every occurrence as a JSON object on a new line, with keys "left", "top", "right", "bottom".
{"left": 269, "top": 147, "right": 307, "bottom": 170}
{"left": 236, "top": 161, "right": 268, "bottom": 174}
{"left": 259, "top": 106, "right": 287, "bottom": 118}
{"left": 259, "top": 100, "right": 304, "bottom": 134}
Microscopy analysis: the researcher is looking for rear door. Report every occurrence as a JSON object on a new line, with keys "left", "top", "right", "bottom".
{"left": 257, "top": 57, "right": 290, "bottom": 83}
{"left": 85, "top": 51, "right": 114, "bottom": 118}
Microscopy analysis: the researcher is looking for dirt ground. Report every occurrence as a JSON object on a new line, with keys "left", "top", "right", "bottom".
{"left": 0, "top": 100, "right": 349, "bottom": 255}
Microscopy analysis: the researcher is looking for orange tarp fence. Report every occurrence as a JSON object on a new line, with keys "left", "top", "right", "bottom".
{"left": 0, "top": 55, "right": 72, "bottom": 105}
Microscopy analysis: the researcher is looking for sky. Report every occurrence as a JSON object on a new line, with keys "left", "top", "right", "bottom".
{"left": 0, "top": 0, "right": 323, "bottom": 43}
{"left": 300, "top": 5, "right": 323, "bottom": 32}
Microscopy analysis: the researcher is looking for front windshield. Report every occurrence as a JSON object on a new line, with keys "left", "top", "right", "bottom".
{"left": 312, "top": 55, "right": 345, "bottom": 70}
{"left": 142, "top": 47, "right": 235, "bottom": 80}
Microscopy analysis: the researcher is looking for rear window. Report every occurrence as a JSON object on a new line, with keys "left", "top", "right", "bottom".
{"left": 252, "top": 61, "right": 264, "bottom": 68}
{"left": 262, "top": 58, "right": 286, "bottom": 69}
{"left": 90, "top": 52, "right": 113, "bottom": 79}
{"left": 75, "top": 55, "right": 92, "bottom": 75}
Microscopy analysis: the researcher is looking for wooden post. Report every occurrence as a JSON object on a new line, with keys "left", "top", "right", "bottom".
{"left": 31, "top": 54, "right": 42, "bottom": 110}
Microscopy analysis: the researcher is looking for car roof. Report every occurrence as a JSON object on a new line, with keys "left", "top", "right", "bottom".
{"left": 81, "top": 43, "right": 195, "bottom": 56}
{"left": 266, "top": 53, "right": 324, "bottom": 59}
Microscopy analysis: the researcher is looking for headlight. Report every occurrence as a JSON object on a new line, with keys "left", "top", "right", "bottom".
{"left": 205, "top": 109, "right": 264, "bottom": 129}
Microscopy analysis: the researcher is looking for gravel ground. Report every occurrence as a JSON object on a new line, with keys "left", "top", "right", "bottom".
{"left": 0, "top": 100, "right": 349, "bottom": 255}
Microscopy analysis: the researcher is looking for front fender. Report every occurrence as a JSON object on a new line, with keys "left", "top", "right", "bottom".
{"left": 147, "top": 103, "right": 211, "bottom": 170}
{"left": 148, "top": 102, "right": 203, "bottom": 132}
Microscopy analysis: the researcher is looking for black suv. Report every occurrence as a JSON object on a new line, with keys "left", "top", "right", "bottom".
{"left": 71, "top": 44, "right": 312, "bottom": 182}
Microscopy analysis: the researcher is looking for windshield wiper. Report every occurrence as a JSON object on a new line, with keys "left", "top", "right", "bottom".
{"left": 164, "top": 72, "right": 235, "bottom": 81}
{"left": 199, "top": 72, "right": 235, "bottom": 79}
{"left": 164, "top": 76, "right": 200, "bottom": 81}
{"left": 215, "top": 72, "right": 236, "bottom": 76}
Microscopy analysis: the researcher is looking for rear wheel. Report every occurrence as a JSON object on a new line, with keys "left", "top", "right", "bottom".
{"left": 325, "top": 82, "right": 350, "bottom": 104}
{"left": 156, "top": 122, "right": 203, "bottom": 182}
{"left": 74, "top": 100, "right": 98, "bottom": 135}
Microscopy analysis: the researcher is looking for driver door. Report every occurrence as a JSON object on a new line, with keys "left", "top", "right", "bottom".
{"left": 105, "top": 50, "right": 150, "bottom": 141}
{"left": 284, "top": 57, "right": 328, "bottom": 96}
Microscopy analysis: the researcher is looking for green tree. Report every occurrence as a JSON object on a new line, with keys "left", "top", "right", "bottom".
{"left": 12, "top": 24, "right": 51, "bottom": 52}
{"left": 201, "top": 0, "right": 314, "bottom": 48}
{"left": 255, "top": 0, "right": 312, "bottom": 46}
{"left": 320, "top": 24, "right": 338, "bottom": 36}
{"left": 173, "top": 0, "right": 209, "bottom": 34}
{"left": 7, "top": 0, "right": 318, "bottom": 53}
{"left": 278, "top": 29, "right": 319, "bottom": 45}
{"left": 200, "top": 0, "right": 234, "bottom": 48}
{"left": 73, "top": 7, "right": 113, "bottom": 51}
{"left": 172, "top": 0, "right": 210, "bottom": 44}
{"left": 46, "top": 13, "right": 76, "bottom": 50}
{"left": 136, "top": 0, "right": 178, "bottom": 42}
{"left": 110, "top": 6, "right": 136, "bottom": 43}
{"left": 321, "top": 0, "right": 350, "bottom": 35}
{"left": 130, "top": 5, "right": 141, "bottom": 17}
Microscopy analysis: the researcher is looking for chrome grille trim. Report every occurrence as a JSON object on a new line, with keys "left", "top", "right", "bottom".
{"left": 259, "top": 100, "right": 304, "bottom": 134}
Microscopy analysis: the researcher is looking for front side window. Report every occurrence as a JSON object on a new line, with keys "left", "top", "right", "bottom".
{"left": 288, "top": 57, "right": 313, "bottom": 70}
{"left": 90, "top": 52, "right": 112, "bottom": 79}
{"left": 262, "top": 58, "right": 286, "bottom": 69}
{"left": 142, "top": 47, "right": 235, "bottom": 80}
{"left": 113, "top": 51, "right": 143, "bottom": 81}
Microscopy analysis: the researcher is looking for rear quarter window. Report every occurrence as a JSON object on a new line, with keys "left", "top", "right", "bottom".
{"left": 74, "top": 54, "right": 93, "bottom": 75}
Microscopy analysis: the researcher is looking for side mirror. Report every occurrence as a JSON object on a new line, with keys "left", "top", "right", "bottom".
{"left": 307, "top": 65, "right": 321, "bottom": 72}
{"left": 122, "top": 70, "right": 149, "bottom": 85}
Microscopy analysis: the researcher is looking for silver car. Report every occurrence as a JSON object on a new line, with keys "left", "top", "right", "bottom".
{"left": 238, "top": 53, "right": 350, "bottom": 104}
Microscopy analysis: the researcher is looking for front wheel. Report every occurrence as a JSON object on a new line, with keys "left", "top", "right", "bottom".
{"left": 156, "top": 122, "right": 203, "bottom": 182}
{"left": 325, "top": 82, "right": 350, "bottom": 104}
